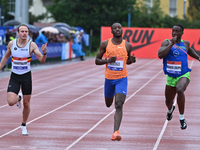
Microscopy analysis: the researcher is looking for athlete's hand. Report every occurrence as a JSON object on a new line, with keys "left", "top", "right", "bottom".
{"left": 41, "top": 43, "right": 47, "bottom": 54}
{"left": 130, "top": 55, "right": 136, "bottom": 63}
{"left": 170, "top": 36, "right": 177, "bottom": 45}
{"left": 108, "top": 56, "right": 116, "bottom": 63}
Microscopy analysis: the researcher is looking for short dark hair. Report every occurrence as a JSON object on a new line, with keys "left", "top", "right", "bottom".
{"left": 17, "top": 24, "right": 30, "bottom": 32}
{"left": 174, "top": 24, "right": 184, "bottom": 32}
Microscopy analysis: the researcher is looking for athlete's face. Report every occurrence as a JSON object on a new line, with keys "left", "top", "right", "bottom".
{"left": 18, "top": 26, "right": 29, "bottom": 40}
{"left": 172, "top": 26, "right": 183, "bottom": 38}
{"left": 111, "top": 23, "right": 123, "bottom": 38}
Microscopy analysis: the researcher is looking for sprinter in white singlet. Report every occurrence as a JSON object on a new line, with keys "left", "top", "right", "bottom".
{"left": 0, "top": 24, "right": 47, "bottom": 135}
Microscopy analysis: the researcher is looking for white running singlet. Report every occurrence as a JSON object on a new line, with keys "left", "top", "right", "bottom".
{"left": 11, "top": 39, "right": 32, "bottom": 75}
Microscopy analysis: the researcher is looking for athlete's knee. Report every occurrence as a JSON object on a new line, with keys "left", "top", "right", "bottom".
{"left": 176, "top": 87, "right": 184, "bottom": 96}
{"left": 106, "top": 102, "right": 112, "bottom": 107}
{"left": 165, "top": 99, "right": 173, "bottom": 106}
{"left": 105, "top": 97, "right": 113, "bottom": 107}
{"left": 115, "top": 100, "right": 124, "bottom": 110}
{"left": 7, "top": 95, "right": 17, "bottom": 106}
{"left": 7, "top": 100, "right": 15, "bottom": 106}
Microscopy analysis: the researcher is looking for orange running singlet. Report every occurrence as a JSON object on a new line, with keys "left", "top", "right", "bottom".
{"left": 105, "top": 39, "right": 128, "bottom": 80}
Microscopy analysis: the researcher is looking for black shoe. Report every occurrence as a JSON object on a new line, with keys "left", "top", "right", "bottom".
{"left": 180, "top": 119, "right": 187, "bottom": 130}
{"left": 80, "top": 56, "right": 85, "bottom": 61}
{"left": 166, "top": 105, "right": 175, "bottom": 121}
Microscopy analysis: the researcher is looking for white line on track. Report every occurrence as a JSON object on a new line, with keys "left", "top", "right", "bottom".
{"left": 0, "top": 85, "right": 103, "bottom": 139}
{"left": 0, "top": 59, "right": 156, "bottom": 109}
{"left": 0, "top": 65, "right": 94, "bottom": 92}
{"left": 0, "top": 69, "right": 103, "bottom": 109}
{"left": 0, "top": 59, "right": 157, "bottom": 139}
{"left": 65, "top": 70, "right": 163, "bottom": 150}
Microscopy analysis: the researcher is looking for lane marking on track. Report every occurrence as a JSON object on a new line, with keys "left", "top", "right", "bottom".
{"left": 0, "top": 85, "right": 103, "bottom": 139}
{"left": 0, "top": 59, "right": 157, "bottom": 139}
{"left": 0, "top": 59, "right": 156, "bottom": 108}
{"left": 0, "top": 65, "right": 98, "bottom": 92}
{"left": 65, "top": 70, "right": 162, "bottom": 150}
{"left": 0, "top": 69, "right": 103, "bottom": 109}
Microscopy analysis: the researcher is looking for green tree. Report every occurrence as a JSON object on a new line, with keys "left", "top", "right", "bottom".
{"left": 132, "top": 0, "right": 164, "bottom": 27}
{"left": 47, "top": 0, "right": 136, "bottom": 54}
{"left": 187, "top": 0, "right": 200, "bottom": 21}
{"left": 0, "top": 0, "right": 14, "bottom": 23}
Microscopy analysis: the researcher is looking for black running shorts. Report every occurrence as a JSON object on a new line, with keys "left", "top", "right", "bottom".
{"left": 7, "top": 71, "right": 32, "bottom": 95}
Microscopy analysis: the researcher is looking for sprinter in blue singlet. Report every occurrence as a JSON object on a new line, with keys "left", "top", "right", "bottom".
{"left": 158, "top": 24, "right": 200, "bottom": 130}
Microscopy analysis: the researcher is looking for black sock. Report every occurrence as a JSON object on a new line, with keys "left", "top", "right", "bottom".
{"left": 21, "top": 123, "right": 26, "bottom": 126}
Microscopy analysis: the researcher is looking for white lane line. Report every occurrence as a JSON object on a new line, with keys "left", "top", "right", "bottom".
{"left": 0, "top": 59, "right": 157, "bottom": 139}
{"left": 0, "top": 59, "right": 155, "bottom": 108}
{"left": 0, "top": 70, "right": 103, "bottom": 109}
{"left": 65, "top": 70, "right": 163, "bottom": 150}
{"left": 0, "top": 85, "right": 103, "bottom": 139}
{"left": 0, "top": 65, "right": 96, "bottom": 92}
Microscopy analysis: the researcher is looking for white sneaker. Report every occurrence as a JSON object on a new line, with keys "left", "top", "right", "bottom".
{"left": 16, "top": 93, "right": 22, "bottom": 109}
{"left": 21, "top": 125, "right": 29, "bottom": 135}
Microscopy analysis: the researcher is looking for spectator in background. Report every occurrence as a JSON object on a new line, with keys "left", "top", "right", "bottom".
{"left": 10, "top": 32, "right": 16, "bottom": 41}
{"left": 35, "top": 31, "right": 48, "bottom": 44}
{"left": 72, "top": 31, "right": 85, "bottom": 61}
{"left": 5, "top": 28, "right": 12, "bottom": 45}
{"left": 76, "top": 30, "right": 84, "bottom": 53}
{"left": 0, "top": 35, "right": 3, "bottom": 45}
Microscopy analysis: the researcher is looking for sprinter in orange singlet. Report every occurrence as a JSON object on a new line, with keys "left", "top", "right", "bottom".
{"left": 95, "top": 22, "right": 136, "bottom": 141}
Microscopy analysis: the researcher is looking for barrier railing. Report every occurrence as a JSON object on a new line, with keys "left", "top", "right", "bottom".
{"left": 0, "top": 42, "right": 75, "bottom": 65}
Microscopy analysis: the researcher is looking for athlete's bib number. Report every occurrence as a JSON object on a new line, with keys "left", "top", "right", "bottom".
{"left": 107, "top": 58, "right": 123, "bottom": 71}
{"left": 166, "top": 61, "right": 181, "bottom": 74}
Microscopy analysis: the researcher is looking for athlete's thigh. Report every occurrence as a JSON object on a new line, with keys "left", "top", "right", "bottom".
{"left": 21, "top": 72, "right": 32, "bottom": 95}
{"left": 115, "top": 77, "right": 127, "bottom": 96}
{"left": 176, "top": 77, "right": 190, "bottom": 92}
{"left": 7, "top": 73, "right": 20, "bottom": 94}
{"left": 165, "top": 85, "right": 176, "bottom": 101}
{"left": 104, "top": 78, "right": 115, "bottom": 99}
{"left": 115, "top": 93, "right": 126, "bottom": 104}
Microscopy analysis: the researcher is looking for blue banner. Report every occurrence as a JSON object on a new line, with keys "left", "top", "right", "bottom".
{"left": 0, "top": 45, "right": 11, "bottom": 64}
{"left": 32, "top": 43, "right": 62, "bottom": 60}
{"left": 0, "top": 42, "right": 72, "bottom": 64}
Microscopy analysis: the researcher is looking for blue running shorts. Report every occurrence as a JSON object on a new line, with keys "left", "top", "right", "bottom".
{"left": 104, "top": 77, "right": 127, "bottom": 98}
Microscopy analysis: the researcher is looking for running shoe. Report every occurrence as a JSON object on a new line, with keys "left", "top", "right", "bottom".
{"left": 16, "top": 93, "right": 22, "bottom": 109}
{"left": 180, "top": 119, "right": 187, "bottom": 130}
{"left": 111, "top": 130, "right": 121, "bottom": 141}
{"left": 166, "top": 105, "right": 175, "bottom": 121}
{"left": 21, "top": 125, "right": 29, "bottom": 135}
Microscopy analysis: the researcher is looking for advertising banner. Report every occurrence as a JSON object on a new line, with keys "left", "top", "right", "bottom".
{"left": 101, "top": 26, "right": 200, "bottom": 59}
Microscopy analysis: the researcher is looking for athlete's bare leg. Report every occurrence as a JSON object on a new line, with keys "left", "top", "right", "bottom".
{"left": 22, "top": 95, "right": 31, "bottom": 124}
{"left": 7, "top": 92, "right": 19, "bottom": 106}
{"left": 114, "top": 93, "right": 126, "bottom": 132}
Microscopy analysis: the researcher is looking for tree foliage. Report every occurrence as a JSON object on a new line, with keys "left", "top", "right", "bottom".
{"left": 47, "top": 0, "right": 136, "bottom": 53}
{"left": 0, "top": 0, "right": 14, "bottom": 23}
{"left": 187, "top": 0, "right": 200, "bottom": 21}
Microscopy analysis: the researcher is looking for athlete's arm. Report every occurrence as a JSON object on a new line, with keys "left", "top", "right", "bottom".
{"left": 158, "top": 40, "right": 173, "bottom": 59}
{"left": 31, "top": 42, "right": 47, "bottom": 63}
{"left": 185, "top": 40, "right": 200, "bottom": 60}
{"left": 0, "top": 41, "right": 12, "bottom": 70}
{"left": 95, "top": 40, "right": 116, "bottom": 65}
{"left": 126, "top": 42, "right": 135, "bottom": 64}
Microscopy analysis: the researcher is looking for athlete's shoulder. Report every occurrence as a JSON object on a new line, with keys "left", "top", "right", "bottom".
{"left": 7, "top": 40, "right": 14, "bottom": 48}
{"left": 100, "top": 39, "right": 109, "bottom": 48}
{"left": 125, "top": 40, "right": 131, "bottom": 46}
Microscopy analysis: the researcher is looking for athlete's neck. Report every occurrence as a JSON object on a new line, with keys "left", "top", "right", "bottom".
{"left": 112, "top": 37, "right": 122, "bottom": 45}
{"left": 17, "top": 38, "right": 28, "bottom": 47}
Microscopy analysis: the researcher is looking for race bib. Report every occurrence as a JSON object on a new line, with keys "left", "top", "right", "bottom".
{"left": 107, "top": 57, "right": 123, "bottom": 71}
{"left": 166, "top": 61, "right": 181, "bottom": 74}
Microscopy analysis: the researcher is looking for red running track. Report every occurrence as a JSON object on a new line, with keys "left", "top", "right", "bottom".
{"left": 0, "top": 58, "right": 200, "bottom": 150}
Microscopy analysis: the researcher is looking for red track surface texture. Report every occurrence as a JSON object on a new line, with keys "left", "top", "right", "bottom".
{"left": 0, "top": 58, "right": 200, "bottom": 150}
